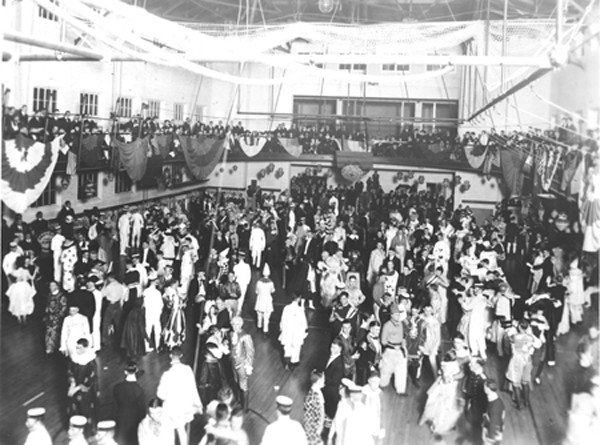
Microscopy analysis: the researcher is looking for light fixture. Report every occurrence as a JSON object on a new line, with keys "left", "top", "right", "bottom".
{"left": 318, "top": 0, "right": 336, "bottom": 14}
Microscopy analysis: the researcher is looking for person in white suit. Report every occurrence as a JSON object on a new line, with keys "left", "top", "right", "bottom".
{"left": 279, "top": 293, "right": 308, "bottom": 370}
{"left": 118, "top": 207, "right": 132, "bottom": 255}
{"left": 233, "top": 253, "right": 252, "bottom": 317}
{"left": 249, "top": 222, "right": 266, "bottom": 268}
{"left": 143, "top": 272, "right": 164, "bottom": 351}
{"left": 130, "top": 208, "right": 145, "bottom": 250}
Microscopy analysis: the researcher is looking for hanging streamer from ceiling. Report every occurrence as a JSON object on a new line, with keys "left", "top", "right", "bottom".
{"left": 37, "top": 0, "right": 456, "bottom": 85}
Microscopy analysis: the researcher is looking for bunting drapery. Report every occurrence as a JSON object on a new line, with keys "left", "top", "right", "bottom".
{"left": 464, "top": 143, "right": 488, "bottom": 169}
{"left": 179, "top": 135, "right": 226, "bottom": 180}
{"left": 279, "top": 138, "right": 303, "bottom": 157}
{"left": 112, "top": 137, "right": 150, "bottom": 182}
{"left": 1, "top": 134, "right": 62, "bottom": 214}
{"left": 152, "top": 134, "right": 173, "bottom": 159}
{"left": 238, "top": 135, "right": 267, "bottom": 157}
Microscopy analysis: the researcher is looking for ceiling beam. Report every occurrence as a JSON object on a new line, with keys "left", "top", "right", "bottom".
{"left": 4, "top": 30, "right": 104, "bottom": 60}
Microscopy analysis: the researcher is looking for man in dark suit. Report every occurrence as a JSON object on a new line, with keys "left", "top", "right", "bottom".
{"left": 113, "top": 362, "right": 146, "bottom": 445}
{"left": 139, "top": 240, "right": 157, "bottom": 271}
{"left": 68, "top": 276, "right": 96, "bottom": 332}
{"left": 298, "top": 230, "right": 320, "bottom": 266}
{"left": 482, "top": 379, "right": 505, "bottom": 445}
{"left": 322, "top": 337, "right": 345, "bottom": 439}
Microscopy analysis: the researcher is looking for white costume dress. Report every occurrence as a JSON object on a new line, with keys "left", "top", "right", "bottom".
{"left": 6, "top": 268, "right": 35, "bottom": 318}
{"left": 60, "top": 313, "right": 91, "bottom": 358}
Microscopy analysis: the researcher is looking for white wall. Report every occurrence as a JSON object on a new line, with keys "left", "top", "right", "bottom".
{"left": 201, "top": 159, "right": 503, "bottom": 208}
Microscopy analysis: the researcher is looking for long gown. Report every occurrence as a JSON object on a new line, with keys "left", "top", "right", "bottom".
{"left": 304, "top": 388, "right": 325, "bottom": 445}
{"left": 6, "top": 267, "right": 35, "bottom": 318}
{"left": 121, "top": 298, "right": 147, "bottom": 358}
{"left": 319, "top": 256, "right": 344, "bottom": 308}
{"left": 44, "top": 289, "right": 68, "bottom": 353}
{"left": 419, "top": 360, "right": 463, "bottom": 434}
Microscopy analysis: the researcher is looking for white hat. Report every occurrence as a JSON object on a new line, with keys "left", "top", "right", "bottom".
{"left": 231, "top": 316, "right": 244, "bottom": 326}
{"left": 69, "top": 415, "right": 87, "bottom": 427}
{"left": 27, "top": 407, "right": 45, "bottom": 418}
{"left": 97, "top": 420, "right": 116, "bottom": 431}
{"left": 148, "top": 270, "right": 158, "bottom": 281}
{"left": 275, "top": 395, "right": 293, "bottom": 410}
{"left": 263, "top": 263, "right": 271, "bottom": 277}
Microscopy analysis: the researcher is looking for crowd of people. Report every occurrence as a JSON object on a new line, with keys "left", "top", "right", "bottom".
{"left": 5, "top": 104, "right": 596, "bottom": 169}
{"left": 3, "top": 154, "right": 599, "bottom": 445}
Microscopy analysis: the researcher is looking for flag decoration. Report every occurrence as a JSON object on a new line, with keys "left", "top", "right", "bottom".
{"left": 278, "top": 137, "right": 303, "bottom": 157}
{"left": 1, "top": 134, "right": 63, "bottom": 214}
{"left": 238, "top": 134, "right": 267, "bottom": 157}
{"left": 464, "top": 143, "right": 488, "bottom": 169}
{"left": 179, "top": 135, "right": 226, "bottom": 180}
{"left": 112, "top": 137, "right": 150, "bottom": 182}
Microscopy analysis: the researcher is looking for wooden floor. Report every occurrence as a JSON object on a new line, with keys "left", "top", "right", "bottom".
{"left": 1, "top": 257, "right": 596, "bottom": 445}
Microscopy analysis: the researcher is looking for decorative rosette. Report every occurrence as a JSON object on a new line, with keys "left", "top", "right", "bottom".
{"left": 340, "top": 163, "right": 367, "bottom": 183}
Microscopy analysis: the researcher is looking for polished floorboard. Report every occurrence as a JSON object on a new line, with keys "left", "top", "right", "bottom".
{"left": 1, "top": 257, "right": 596, "bottom": 445}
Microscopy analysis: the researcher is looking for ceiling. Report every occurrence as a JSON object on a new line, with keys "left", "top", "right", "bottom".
{"left": 125, "top": 0, "right": 590, "bottom": 25}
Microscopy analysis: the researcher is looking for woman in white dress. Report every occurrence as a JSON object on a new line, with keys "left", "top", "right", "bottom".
{"left": 255, "top": 263, "right": 275, "bottom": 334}
{"left": 6, "top": 257, "right": 36, "bottom": 323}
{"left": 419, "top": 351, "right": 464, "bottom": 437}
{"left": 567, "top": 257, "right": 586, "bottom": 326}
{"left": 179, "top": 244, "right": 195, "bottom": 291}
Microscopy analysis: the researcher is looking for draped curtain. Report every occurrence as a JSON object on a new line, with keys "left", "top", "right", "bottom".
{"left": 238, "top": 135, "right": 267, "bottom": 157}
{"left": 179, "top": 135, "right": 226, "bottom": 180}
{"left": 112, "top": 137, "right": 150, "bottom": 181}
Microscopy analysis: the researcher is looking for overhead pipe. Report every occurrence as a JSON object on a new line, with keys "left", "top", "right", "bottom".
{"left": 19, "top": 55, "right": 138, "bottom": 62}
{"left": 16, "top": 51, "right": 553, "bottom": 68}
{"left": 3, "top": 29, "right": 104, "bottom": 60}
